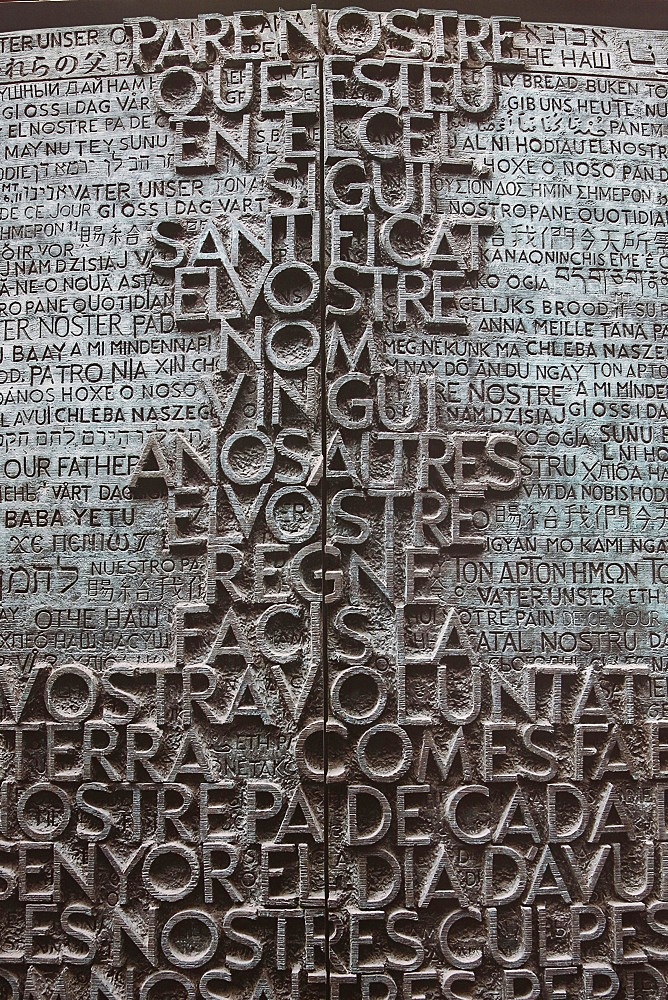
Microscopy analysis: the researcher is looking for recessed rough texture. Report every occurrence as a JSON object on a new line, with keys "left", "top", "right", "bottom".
{"left": 0, "top": 9, "right": 667, "bottom": 1000}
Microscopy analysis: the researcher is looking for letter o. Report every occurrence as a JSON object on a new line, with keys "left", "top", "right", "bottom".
{"left": 153, "top": 66, "right": 204, "bottom": 115}
{"left": 220, "top": 430, "right": 274, "bottom": 484}
{"left": 331, "top": 666, "right": 387, "bottom": 724}
{"left": 356, "top": 723, "right": 413, "bottom": 782}
{"left": 142, "top": 844, "right": 200, "bottom": 901}
{"left": 265, "top": 320, "right": 319, "bottom": 371}
{"left": 160, "top": 910, "right": 218, "bottom": 968}
{"left": 328, "top": 7, "right": 381, "bottom": 53}
{"left": 140, "top": 972, "right": 196, "bottom": 1000}
{"left": 264, "top": 263, "right": 319, "bottom": 314}
{"left": 17, "top": 783, "right": 71, "bottom": 839}
{"left": 44, "top": 662, "right": 99, "bottom": 722}
{"left": 265, "top": 486, "right": 320, "bottom": 543}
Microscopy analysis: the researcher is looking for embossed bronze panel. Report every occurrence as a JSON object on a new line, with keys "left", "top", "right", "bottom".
{"left": 0, "top": 8, "right": 667, "bottom": 999}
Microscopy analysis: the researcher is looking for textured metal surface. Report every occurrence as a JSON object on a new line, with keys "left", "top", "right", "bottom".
{"left": 0, "top": 9, "right": 667, "bottom": 1000}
